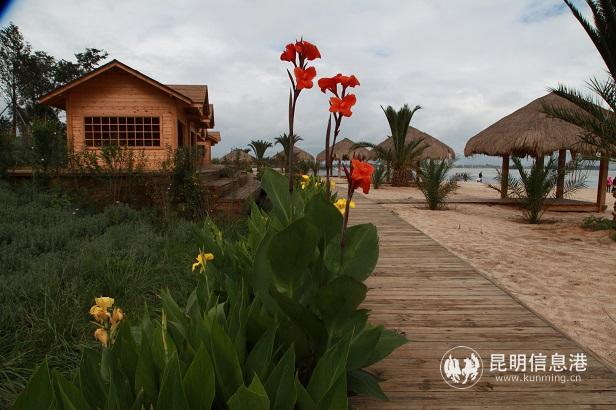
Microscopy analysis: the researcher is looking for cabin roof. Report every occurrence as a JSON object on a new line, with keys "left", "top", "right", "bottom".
{"left": 38, "top": 59, "right": 209, "bottom": 110}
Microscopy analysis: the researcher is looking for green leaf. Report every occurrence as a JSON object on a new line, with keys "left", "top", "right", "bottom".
{"left": 270, "top": 289, "right": 327, "bottom": 352}
{"left": 207, "top": 318, "right": 244, "bottom": 401}
{"left": 151, "top": 323, "right": 177, "bottom": 371}
{"left": 12, "top": 359, "right": 54, "bottom": 410}
{"left": 261, "top": 168, "right": 291, "bottom": 225}
{"left": 294, "top": 377, "right": 316, "bottom": 410}
{"left": 106, "top": 360, "right": 133, "bottom": 410}
{"left": 182, "top": 345, "right": 215, "bottom": 410}
{"left": 304, "top": 195, "right": 343, "bottom": 242}
{"left": 315, "top": 373, "right": 347, "bottom": 410}
{"left": 134, "top": 332, "right": 159, "bottom": 407}
{"left": 307, "top": 334, "right": 351, "bottom": 404}
{"left": 362, "top": 328, "right": 408, "bottom": 368}
{"left": 155, "top": 352, "right": 189, "bottom": 410}
{"left": 314, "top": 276, "right": 367, "bottom": 329}
{"left": 227, "top": 375, "right": 270, "bottom": 410}
{"left": 53, "top": 369, "right": 93, "bottom": 410}
{"left": 347, "top": 325, "right": 383, "bottom": 371}
{"left": 244, "top": 328, "right": 276, "bottom": 382}
{"left": 264, "top": 346, "right": 296, "bottom": 410}
{"left": 339, "top": 223, "right": 379, "bottom": 280}
{"left": 78, "top": 349, "right": 106, "bottom": 410}
{"left": 347, "top": 369, "right": 387, "bottom": 401}
{"left": 268, "top": 218, "right": 318, "bottom": 288}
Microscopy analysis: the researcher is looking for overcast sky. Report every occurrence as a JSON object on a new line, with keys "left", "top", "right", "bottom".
{"left": 1, "top": 0, "right": 606, "bottom": 158}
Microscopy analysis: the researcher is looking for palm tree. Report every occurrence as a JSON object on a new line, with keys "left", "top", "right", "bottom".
{"left": 356, "top": 105, "right": 426, "bottom": 186}
{"left": 274, "top": 133, "right": 303, "bottom": 173}
{"left": 416, "top": 160, "right": 459, "bottom": 210}
{"left": 543, "top": 0, "right": 616, "bottom": 154}
{"left": 248, "top": 139, "right": 272, "bottom": 164}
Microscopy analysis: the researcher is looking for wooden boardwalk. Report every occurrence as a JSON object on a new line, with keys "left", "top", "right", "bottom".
{"left": 349, "top": 194, "right": 616, "bottom": 409}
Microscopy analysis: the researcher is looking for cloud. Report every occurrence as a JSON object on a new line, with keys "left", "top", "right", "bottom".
{"left": 2, "top": 0, "right": 607, "bottom": 157}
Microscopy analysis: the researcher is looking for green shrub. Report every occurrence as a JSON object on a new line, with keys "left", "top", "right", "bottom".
{"left": 31, "top": 120, "right": 68, "bottom": 173}
{"left": 14, "top": 169, "right": 406, "bottom": 408}
{"left": 170, "top": 147, "right": 210, "bottom": 220}
{"left": 371, "top": 162, "right": 388, "bottom": 189}
{"left": 581, "top": 216, "right": 616, "bottom": 231}
{"left": 416, "top": 160, "right": 458, "bottom": 210}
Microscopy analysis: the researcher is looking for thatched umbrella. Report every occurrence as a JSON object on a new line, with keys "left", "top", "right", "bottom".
{"left": 273, "top": 146, "right": 315, "bottom": 164}
{"left": 221, "top": 149, "right": 254, "bottom": 163}
{"left": 464, "top": 92, "right": 602, "bottom": 204}
{"left": 316, "top": 138, "right": 373, "bottom": 176}
{"left": 377, "top": 127, "right": 455, "bottom": 161}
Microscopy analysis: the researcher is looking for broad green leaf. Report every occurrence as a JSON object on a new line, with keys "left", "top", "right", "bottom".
{"left": 304, "top": 195, "right": 343, "bottom": 242}
{"left": 314, "top": 276, "right": 367, "bottom": 328}
{"left": 156, "top": 352, "right": 189, "bottom": 410}
{"left": 151, "top": 323, "right": 177, "bottom": 371}
{"left": 268, "top": 218, "right": 318, "bottom": 288}
{"left": 315, "top": 373, "right": 347, "bottom": 410}
{"left": 264, "top": 346, "right": 296, "bottom": 410}
{"left": 134, "top": 332, "right": 159, "bottom": 407}
{"left": 53, "top": 369, "right": 93, "bottom": 410}
{"left": 244, "top": 328, "right": 276, "bottom": 382}
{"left": 182, "top": 345, "right": 215, "bottom": 410}
{"left": 307, "top": 334, "right": 351, "bottom": 404}
{"left": 326, "top": 223, "right": 379, "bottom": 281}
{"left": 227, "top": 375, "right": 270, "bottom": 410}
{"left": 207, "top": 318, "right": 244, "bottom": 401}
{"left": 261, "top": 168, "right": 291, "bottom": 225}
{"left": 294, "top": 377, "right": 315, "bottom": 410}
{"left": 106, "top": 360, "right": 133, "bottom": 410}
{"left": 347, "top": 325, "right": 383, "bottom": 371}
{"left": 113, "top": 322, "right": 139, "bottom": 388}
{"left": 347, "top": 369, "right": 387, "bottom": 401}
{"left": 362, "top": 328, "right": 408, "bottom": 368}
{"left": 12, "top": 359, "right": 53, "bottom": 410}
{"left": 251, "top": 232, "right": 280, "bottom": 315}
{"left": 78, "top": 349, "right": 106, "bottom": 410}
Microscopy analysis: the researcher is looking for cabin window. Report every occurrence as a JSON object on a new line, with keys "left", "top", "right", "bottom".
{"left": 84, "top": 116, "right": 160, "bottom": 147}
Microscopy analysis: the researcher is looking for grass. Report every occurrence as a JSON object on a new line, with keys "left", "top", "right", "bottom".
{"left": 581, "top": 216, "right": 616, "bottom": 231}
{"left": 0, "top": 181, "right": 246, "bottom": 408}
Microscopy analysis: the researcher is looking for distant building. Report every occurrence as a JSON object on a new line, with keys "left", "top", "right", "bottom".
{"left": 39, "top": 59, "right": 220, "bottom": 169}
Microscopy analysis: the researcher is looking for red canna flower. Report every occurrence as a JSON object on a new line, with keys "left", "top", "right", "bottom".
{"left": 318, "top": 76, "right": 338, "bottom": 95}
{"left": 294, "top": 66, "right": 317, "bottom": 90}
{"left": 329, "top": 94, "right": 357, "bottom": 117}
{"left": 295, "top": 40, "right": 321, "bottom": 61}
{"left": 350, "top": 158, "right": 374, "bottom": 194}
{"left": 336, "top": 74, "right": 360, "bottom": 89}
{"left": 280, "top": 43, "right": 296, "bottom": 63}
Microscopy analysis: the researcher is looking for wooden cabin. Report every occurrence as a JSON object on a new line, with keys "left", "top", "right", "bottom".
{"left": 39, "top": 59, "right": 220, "bottom": 170}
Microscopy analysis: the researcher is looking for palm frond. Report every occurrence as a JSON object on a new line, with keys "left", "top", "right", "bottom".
{"left": 416, "top": 159, "right": 458, "bottom": 210}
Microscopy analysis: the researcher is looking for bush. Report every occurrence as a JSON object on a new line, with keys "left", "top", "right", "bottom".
{"left": 372, "top": 162, "right": 388, "bottom": 189}
{"left": 416, "top": 160, "right": 458, "bottom": 210}
{"left": 581, "top": 216, "right": 616, "bottom": 231}
{"left": 14, "top": 169, "right": 406, "bottom": 408}
{"left": 31, "top": 120, "right": 68, "bottom": 173}
{"left": 169, "top": 147, "right": 211, "bottom": 221}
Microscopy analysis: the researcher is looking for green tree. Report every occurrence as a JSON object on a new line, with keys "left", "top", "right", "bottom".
{"left": 356, "top": 105, "right": 426, "bottom": 186}
{"left": 543, "top": 0, "right": 616, "bottom": 154}
{"left": 248, "top": 139, "right": 273, "bottom": 162}
{"left": 416, "top": 160, "right": 458, "bottom": 210}
{"left": 274, "top": 133, "right": 302, "bottom": 172}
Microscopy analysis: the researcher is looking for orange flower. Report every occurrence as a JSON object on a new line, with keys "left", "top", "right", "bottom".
{"left": 318, "top": 76, "right": 338, "bottom": 94}
{"left": 336, "top": 74, "right": 360, "bottom": 88}
{"left": 329, "top": 94, "right": 357, "bottom": 117}
{"left": 94, "top": 328, "right": 109, "bottom": 347}
{"left": 350, "top": 158, "right": 374, "bottom": 194}
{"left": 294, "top": 66, "right": 317, "bottom": 90}
{"left": 295, "top": 40, "right": 321, "bottom": 60}
{"left": 280, "top": 43, "right": 296, "bottom": 62}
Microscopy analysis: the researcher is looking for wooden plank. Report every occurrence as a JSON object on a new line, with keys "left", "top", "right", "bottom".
{"left": 346, "top": 193, "right": 616, "bottom": 407}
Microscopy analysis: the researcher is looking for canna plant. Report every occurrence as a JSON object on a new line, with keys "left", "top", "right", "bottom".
{"left": 416, "top": 160, "right": 459, "bottom": 210}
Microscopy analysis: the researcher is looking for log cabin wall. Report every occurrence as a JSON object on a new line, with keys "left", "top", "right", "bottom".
{"left": 67, "top": 67, "right": 181, "bottom": 170}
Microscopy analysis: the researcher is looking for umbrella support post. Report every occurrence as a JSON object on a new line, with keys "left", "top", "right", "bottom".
{"left": 597, "top": 154, "right": 609, "bottom": 212}
{"left": 556, "top": 149, "right": 566, "bottom": 199}
{"left": 500, "top": 155, "right": 509, "bottom": 199}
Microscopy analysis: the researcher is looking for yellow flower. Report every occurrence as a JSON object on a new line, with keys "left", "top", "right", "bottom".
{"left": 192, "top": 250, "right": 215, "bottom": 273}
{"left": 94, "top": 328, "right": 109, "bottom": 347}
{"left": 110, "top": 307, "right": 124, "bottom": 325}
{"left": 334, "top": 198, "right": 356, "bottom": 215}
{"left": 89, "top": 305, "right": 110, "bottom": 323}
{"left": 95, "top": 297, "right": 114, "bottom": 310}
{"left": 330, "top": 180, "right": 336, "bottom": 190}
{"left": 300, "top": 174, "right": 310, "bottom": 190}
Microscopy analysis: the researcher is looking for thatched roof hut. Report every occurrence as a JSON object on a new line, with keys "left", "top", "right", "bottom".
{"left": 378, "top": 127, "right": 455, "bottom": 161}
{"left": 316, "top": 138, "right": 373, "bottom": 161}
{"left": 221, "top": 149, "right": 254, "bottom": 163}
{"left": 464, "top": 92, "right": 594, "bottom": 157}
{"left": 272, "top": 146, "right": 315, "bottom": 163}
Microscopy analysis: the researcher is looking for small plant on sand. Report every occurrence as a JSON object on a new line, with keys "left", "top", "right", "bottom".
{"left": 581, "top": 215, "right": 616, "bottom": 231}
{"left": 492, "top": 156, "right": 587, "bottom": 224}
{"left": 416, "top": 159, "right": 459, "bottom": 210}
{"left": 372, "top": 162, "right": 388, "bottom": 189}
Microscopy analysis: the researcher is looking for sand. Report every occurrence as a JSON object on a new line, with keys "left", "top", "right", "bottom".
{"left": 357, "top": 181, "right": 616, "bottom": 369}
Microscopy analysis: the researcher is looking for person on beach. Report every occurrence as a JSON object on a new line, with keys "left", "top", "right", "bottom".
{"left": 477, "top": 171, "right": 483, "bottom": 183}
{"left": 608, "top": 176, "right": 613, "bottom": 193}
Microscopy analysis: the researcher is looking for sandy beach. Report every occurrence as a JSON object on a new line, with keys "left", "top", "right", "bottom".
{"left": 356, "top": 181, "right": 616, "bottom": 369}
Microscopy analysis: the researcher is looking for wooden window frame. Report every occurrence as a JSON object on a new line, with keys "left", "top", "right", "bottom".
{"left": 84, "top": 116, "right": 161, "bottom": 148}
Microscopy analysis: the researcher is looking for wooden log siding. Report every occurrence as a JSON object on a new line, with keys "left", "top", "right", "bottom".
{"left": 348, "top": 193, "right": 616, "bottom": 408}
{"left": 67, "top": 69, "right": 180, "bottom": 169}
